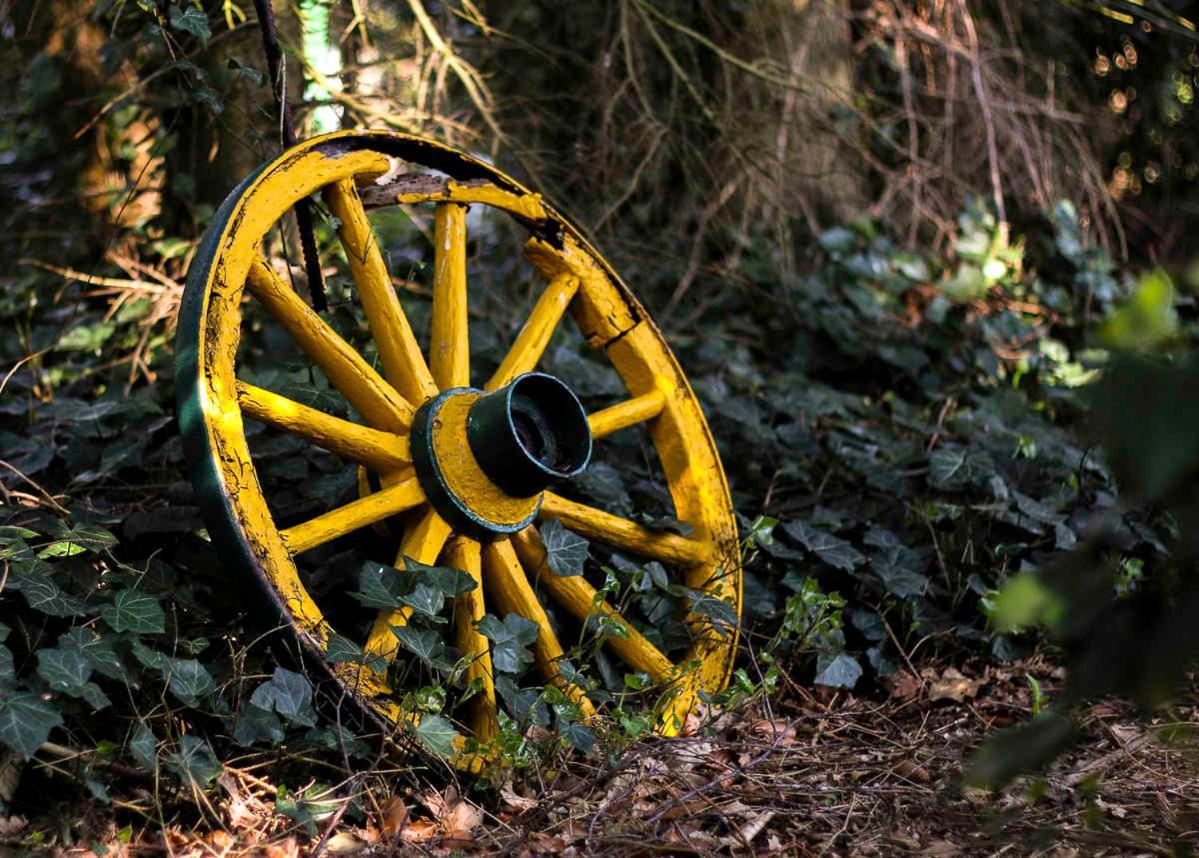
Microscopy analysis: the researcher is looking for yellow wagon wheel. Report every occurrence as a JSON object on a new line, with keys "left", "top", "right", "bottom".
{"left": 176, "top": 130, "right": 740, "bottom": 761}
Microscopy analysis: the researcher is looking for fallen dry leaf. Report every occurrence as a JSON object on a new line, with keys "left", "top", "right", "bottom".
{"left": 888, "top": 671, "right": 923, "bottom": 699}
{"left": 524, "top": 832, "right": 568, "bottom": 854}
{"left": 207, "top": 830, "right": 234, "bottom": 853}
{"left": 380, "top": 796, "right": 409, "bottom": 837}
{"left": 400, "top": 818, "right": 439, "bottom": 844}
{"left": 740, "top": 809, "right": 776, "bottom": 846}
{"left": 682, "top": 709, "right": 704, "bottom": 735}
{"left": 500, "top": 784, "right": 538, "bottom": 813}
{"left": 324, "top": 830, "right": 369, "bottom": 853}
{"left": 444, "top": 798, "right": 483, "bottom": 839}
{"left": 0, "top": 816, "right": 28, "bottom": 836}
{"left": 1095, "top": 797, "right": 1128, "bottom": 819}
{"left": 263, "top": 836, "right": 299, "bottom": 858}
{"left": 747, "top": 719, "right": 798, "bottom": 745}
{"left": 420, "top": 787, "right": 452, "bottom": 818}
{"left": 927, "top": 667, "right": 982, "bottom": 703}
{"left": 666, "top": 738, "right": 716, "bottom": 769}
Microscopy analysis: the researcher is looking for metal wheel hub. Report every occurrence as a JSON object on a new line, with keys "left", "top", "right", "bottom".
{"left": 409, "top": 372, "right": 592, "bottom": 540}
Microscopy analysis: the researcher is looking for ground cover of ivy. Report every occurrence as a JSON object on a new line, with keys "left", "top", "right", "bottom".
{"left": 0, "top": 171, "right": 1184, "bottom": 837}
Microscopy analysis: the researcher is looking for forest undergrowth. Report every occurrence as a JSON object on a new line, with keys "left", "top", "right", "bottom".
{"left": 2, "top": 1, "right": 1199, "bottom": 854}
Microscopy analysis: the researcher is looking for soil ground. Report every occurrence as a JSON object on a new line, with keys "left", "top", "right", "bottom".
{"left": 2, "top": 658, "right": 1195, "bottom": 856}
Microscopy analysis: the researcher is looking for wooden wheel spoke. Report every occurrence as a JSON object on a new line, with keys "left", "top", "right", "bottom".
{"left": 358, "top": 173, "right": 549, "bottom": 222}
{"left": 588, "top": 390, "right": 667, "bottom": 439}
{"left": 486, "top": 272, "right": 579, "bottom": 391}
{"left": 324, "top": 178, "right": 438, "bottom": 405}
{"left": 246, "top": 259, "right": 414, "bottom": 432}
{"left": 539, "top": 493, "right": 710, "bottom": 567}
{"left": 237, "top": 381, "right": 410, "bottom": 471}
{"left": 280, "top": 476, "right": 423, "bottom": 556}
{"left": 511, "top": 529, "right": 674, "bottom": 682}
{"left": 483, "top": 539, "right": 596, "bottom": 716}
{"left": 430, "top": 204, "right": 470, "bottom": 390}
{"left": 444, "top": 536, "right": 498, "bottom": 739}
{"left": 364, "top": 507, "right": 453, "bottom": 659}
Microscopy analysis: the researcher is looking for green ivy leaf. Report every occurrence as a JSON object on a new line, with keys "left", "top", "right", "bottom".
{"left": 37, "top": 647, "right": 93, "bottom": 692}
{"left": 928, "top": 446, "right": 993, "bottom": 490}
{"left": 398, "top": 582, "right": 451, "bottom": 619}
{"left": 249, "top": 667, "right": 316, "bottom": 726}
{"left": 814, "top": 653, "right": 862, "bottom": 689}
{"left": 1011, "top": 491, "right": 1065, "bottom": 526}
{"left": 169, "top": 735, "right": 221, "bottom": 787}
{"left": 51, "top": 522, "right": 117, "bottom": 553}
{"left": 561, "top": 721, "right": 596, "bottom": 754}
{"left": 166, "top": 658, "right": 215, "bottom": 706}
{"left": 495, "top": 674, "right": 549, "bottom": 724}
{"left": 60, "top": 628, "right": 126, "bottom": 680}
{"left": 477, "top": 613, "right": 539, "bottom": 674}
{"left": 870, "top": 548, "right": 929, "bottom": 599}
{"left": 0, "top": 692, "right": 62, "bottom": 759}
{"left": 0, "top": 526, "right": 38, "bottom": 543}
{"left": 0, "top": 645, "right": 14, "bottom": 691}
{"left": 644, "top": 561, "right": 670, "bottom": 591}
{"left": 86, "top": 778, "right": 110, "bottom": 804}
{"left": 350, "top": 561, "right": 406, "bottom": 609}
{"left": 275, "top": 783, "right": 340, "bottom": 837}
{"left": 686, "top": 591, "right": 738, "bottom": 637}
{"left": 781, "top": 521, "right": 865, "bottom": 572}
{"left": 390, "top": 625, "right": 456, "bottom": 673}
{"left": 413, "top": 714, "right": 459, "bottom": 758}
{"left": 224, "top": 57, "right": 265, "bottom": 86}
{"left": 234, "top": 704, "right": 285, "bottom": 747}
{"left": 574, "top": 461, "right": 633, "bottom": 512}
{"left": 863, "top": 527, "right": 901, "bottom": 549}
{"left": 79, "top": 683, "right": 112, "bottom": 710}
{"left": 130, "top": 639, "right": 170, "bottom": 671}
{"left": 630, "top": 512, "right": 694, "bottom": 536}
{"left": 326, "top": 633, "right": 386, "bottom": 673}
{"left": 37, "top": 541, "right": 86, "bottom": 558}
{"left": 10, "top": 566, "right": 86, "bottom": 616}
{"left": 101, "top": 589, "right": 166, "bottom": 634}
{"left": 402, "top": 557, "right": 476, "bottom": 596}
{"left": 168, "top": 4, "right": 211, "bottom": 46}
{"left": 0, "top": 540, "right": 34, "bottom": 562}
{"left": 540, "top": 519, "right": 588, "bottom": 576}
{"left": 129, "top": 723, "right": 157, "bottom": 771}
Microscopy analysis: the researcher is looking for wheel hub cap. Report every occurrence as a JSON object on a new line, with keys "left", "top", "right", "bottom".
{"left": 409, "top": 372, "right": 592, "bottom": 539}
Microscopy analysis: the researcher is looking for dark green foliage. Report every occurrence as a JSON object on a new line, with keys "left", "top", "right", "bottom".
{"left": 249, "top": 667, "right": 317, "bottom": 727}
{"left": 0, "top": 693, "right": 64, "bottom": 760}
{"left": 477, "top": 614, "right": 540, "bottom": 674}
{"left": 539, "top": 518, "right": 589, "bottom": 576}
{"left": 666, "top": 203, "right": 1151, "bottom": 692}
{"left": 970, "top": 340, "right": 1199, "bottom": 786}
{"left": 351, "top": 558, "right": 476, "bottom": 619}
{"left": 391, "top": 626, "right": 457, "bottom": 674}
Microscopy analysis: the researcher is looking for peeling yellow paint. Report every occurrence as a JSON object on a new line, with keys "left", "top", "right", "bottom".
{"left": 183, "top": 130, "right": 741, "bottom": 756}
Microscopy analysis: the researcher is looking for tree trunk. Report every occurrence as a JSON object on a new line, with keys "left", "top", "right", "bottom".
{"left": 743, "top": 0, "right": 865, "bottom": 230}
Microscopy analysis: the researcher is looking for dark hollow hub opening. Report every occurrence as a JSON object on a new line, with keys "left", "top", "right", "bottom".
{"left": 511, "top": 407, "right": 551, "bottom": 464}
{"left": 468, "top": 372, "right": 592, "bottom": 498}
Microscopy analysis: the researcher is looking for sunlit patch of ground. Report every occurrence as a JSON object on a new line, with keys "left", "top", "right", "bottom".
{"left": 5, "top": 662, "right": 1194, "bottom": 856}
